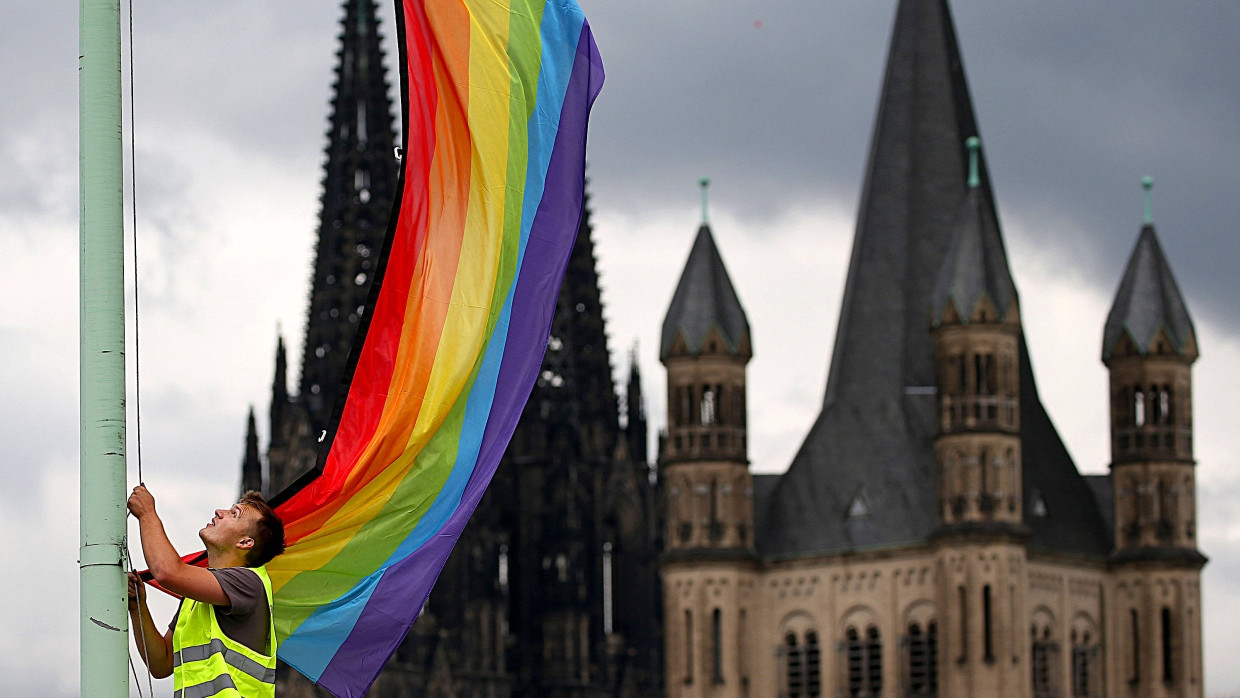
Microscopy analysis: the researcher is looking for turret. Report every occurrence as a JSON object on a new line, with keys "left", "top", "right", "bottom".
{"left": 1103, "top": 178, "right": 1200, "bottom": 554}
{"left": 928, "top": 138, "right": 1028, "bottom": 698}
{"left": 659, "top": 179, "right": 753, "bottom": 553}
{"left": 1102, "top": 177, "right": 1205, "bottom": 696}
{"left": 930, "top": 137, "right": 1022, "bottom": 529}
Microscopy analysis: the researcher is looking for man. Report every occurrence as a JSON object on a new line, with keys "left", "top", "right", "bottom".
{"left": 127, "top": 485, "right": 286, "bottom": 698}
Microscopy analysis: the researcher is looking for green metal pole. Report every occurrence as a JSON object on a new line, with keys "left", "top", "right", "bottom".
{"left": 79, "top": 0, "right": 129, "bottom": 694}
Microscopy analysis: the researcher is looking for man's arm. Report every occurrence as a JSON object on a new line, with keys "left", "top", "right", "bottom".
{"left": 127, "top": 571, "right": 174, "bottom": 678}
{"left": 127, "top": 485, "right": 229, "bottom": 606}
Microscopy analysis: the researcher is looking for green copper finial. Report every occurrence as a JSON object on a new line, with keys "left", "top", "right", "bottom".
{"left": 965, "top": 136, "right": 981, "bottom": 189}
{"left": 1142, "top": 175, "right": 1154, "bottom": 224}
{"left": 699, "top": 177, "right": 711, "bottom": 224}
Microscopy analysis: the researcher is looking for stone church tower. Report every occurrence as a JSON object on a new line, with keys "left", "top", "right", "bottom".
{"left": 658, "top": 2, "right": 1206, "bottom": 698}
{"left": 246, "top": 2, "right": 662, "bottom": 695}
{"left": 659, "top": 190, "right": 755, "bottom": 695}
{"left": 1102, "top": 181, "right": 1205, "bottom": 696}
{"left": 928, "top": 136, "right": 1028, "bottom": 697}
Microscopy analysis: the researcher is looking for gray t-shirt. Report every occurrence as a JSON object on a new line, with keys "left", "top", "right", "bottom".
{"left": 169, "top": 567, "right": 271, "bottom": 655}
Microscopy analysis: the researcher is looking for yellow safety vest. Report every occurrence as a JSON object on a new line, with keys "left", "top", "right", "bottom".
{"left": 172, "top": 566, "right": 277, "bottom": 698}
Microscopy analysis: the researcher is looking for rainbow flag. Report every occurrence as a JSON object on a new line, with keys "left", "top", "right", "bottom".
{"left": 265, "top": 1, "right": 603, "bottom": 695}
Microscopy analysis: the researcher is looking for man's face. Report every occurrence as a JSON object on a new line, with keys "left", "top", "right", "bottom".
{"left": 200, "top": 502, "right": 258, "bottom": 553}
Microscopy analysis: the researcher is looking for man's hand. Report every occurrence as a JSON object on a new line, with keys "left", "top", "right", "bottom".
{"left": 128, "top": 483, "right": 230, "bottom": 606}
{"left": 127, "top": 570, "right": 147, "bottom": 610}
{"left": 127, "top": 484, "right": 156, "bottom": 519}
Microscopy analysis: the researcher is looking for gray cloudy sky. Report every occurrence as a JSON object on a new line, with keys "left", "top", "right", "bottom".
{"left": 2, "top": 2, "right": 1238, "bottom": 696}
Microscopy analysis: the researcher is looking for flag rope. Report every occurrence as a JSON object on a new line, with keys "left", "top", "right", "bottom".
{"left": 123, "top": 1, "right": 155, "bottom": 696}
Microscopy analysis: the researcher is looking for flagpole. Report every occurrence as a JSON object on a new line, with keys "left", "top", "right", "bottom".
{"left": 79, "top": 0, "right": 130, "bottom": 694}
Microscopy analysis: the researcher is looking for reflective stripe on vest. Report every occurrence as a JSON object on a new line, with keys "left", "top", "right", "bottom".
{"left": 172, "top": 566, "right": 277, "bottom": 698}
{"left": 173, "top": 637, "right": 278, "bottom": 683}
{"left": 173, "top": 673, "right": 237, "bottom": 698}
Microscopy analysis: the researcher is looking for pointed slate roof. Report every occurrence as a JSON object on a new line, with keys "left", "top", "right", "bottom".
{"left": 755, "top": 0, "right": 1110, "bottom": 560}
{"left": 1102, "top": 224, "right": 1197, "bottom": 361}
{"left": 660, "top": 224, "right": 750, "bottom": 360}
{"left": 930, "top": 142, "right": 1018, "bottom": 325}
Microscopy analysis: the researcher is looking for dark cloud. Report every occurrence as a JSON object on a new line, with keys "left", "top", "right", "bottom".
{"left": 576, "top": 1, "right": 1240, "bottom": 331}
{"left": 5, "top": 1, "right": 1238, "bottom": 692}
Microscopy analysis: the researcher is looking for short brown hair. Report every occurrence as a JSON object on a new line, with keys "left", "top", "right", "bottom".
{"left": 239, "top": 490, "right": 286, "bottom": 567}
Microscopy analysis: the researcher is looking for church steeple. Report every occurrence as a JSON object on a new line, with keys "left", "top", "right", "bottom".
{"left": 1103, "top": 178, "right": 1205, "bottom": 696}
{"left": 1102, "top": 179, "right": 1197, "bottom": 365}
{"left": 660, "top": 186, "right": 753, "bottom": 552}
{"left": 659, "top": 228, "right": 751, "bottom": 363}
{"left": 241, "top": 407, "right": 262, "bottom": 496}
{"left": 931, "top": 137, "right": 1022, "bottom": 529}
{"left": 298, "top": 0, "right": 399, "bottom": 429}
{"left": 1104, "top": 178, "right": 1200, "bottom": 551}
{"left": 759, "top": 0, "right": 1109, "bottom": 562}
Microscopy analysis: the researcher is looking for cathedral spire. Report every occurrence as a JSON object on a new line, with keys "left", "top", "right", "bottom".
{"left": 298, "top": 0, "right": 399, "bottom": 428}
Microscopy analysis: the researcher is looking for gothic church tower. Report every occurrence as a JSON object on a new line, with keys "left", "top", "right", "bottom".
{"left": 266, "top": 0, "right": 399, "bottom": 496}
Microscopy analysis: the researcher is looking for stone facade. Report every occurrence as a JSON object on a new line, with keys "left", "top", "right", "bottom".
{"left": 657, "top": 3, "right": 1206, "bottom": 698}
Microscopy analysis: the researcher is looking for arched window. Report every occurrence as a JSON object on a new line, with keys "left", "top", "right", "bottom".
{"left": 983, "top": 585, "right": 994, "bottom": 661}
{"left": 712, "top": 608, "right": 724, "bottom": 684}
{"left": 906, "top": 623, "right": 935, "bottom": 696}
{"left": 1161, "top": 607, "right": 1174, "bottom": 683}
{"left": 806, "top": 631, "right": 822, "bottom": 697}
{"left": 974, "top": 354, "right": 984, "bottom": 395}
{"left": 709, "top": 479, "right": 720, "bottom": 530}
{"left": 1031, "top": 626, "right": 1054, "bottom": 697}
{"left": 1134, "top": 389, "right": 1146, "bottom": 427}
{"left": 685, "top": 609, "right": 694, "bottom": 685}
{"left": 844, "top": 625, "right": 882, "bottom": 696}
{"left": 984, "top": 353, "right": 996, "bottom": 395}
{"left": 701, "top": 385, "right": 717, "bottom": 425}
{"left": 677, "top": 386, "right": 690, "bottom": 427}
{"left": 955, "top": 354, "right": 967, "bottom": 395}
{"left": 866, "top": 626, "right": 883, "bottom": 695}
{"left": 1130, "top": 609, "right": 1140, "bottom": 684}
{"left": 1116, "top": 385, "right": 1130, "bottom": 427}
{"left": 787, "top": 632, "right": 804, "bottom": 698}
{"left": 845, "top": 627, "right": 863, "bottom": 696}
{"left": 1071, "top": 627, "right": 1098, "bottom": 698}
{"left": 957, "top": 586, "right": 968, "bottom": 663}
